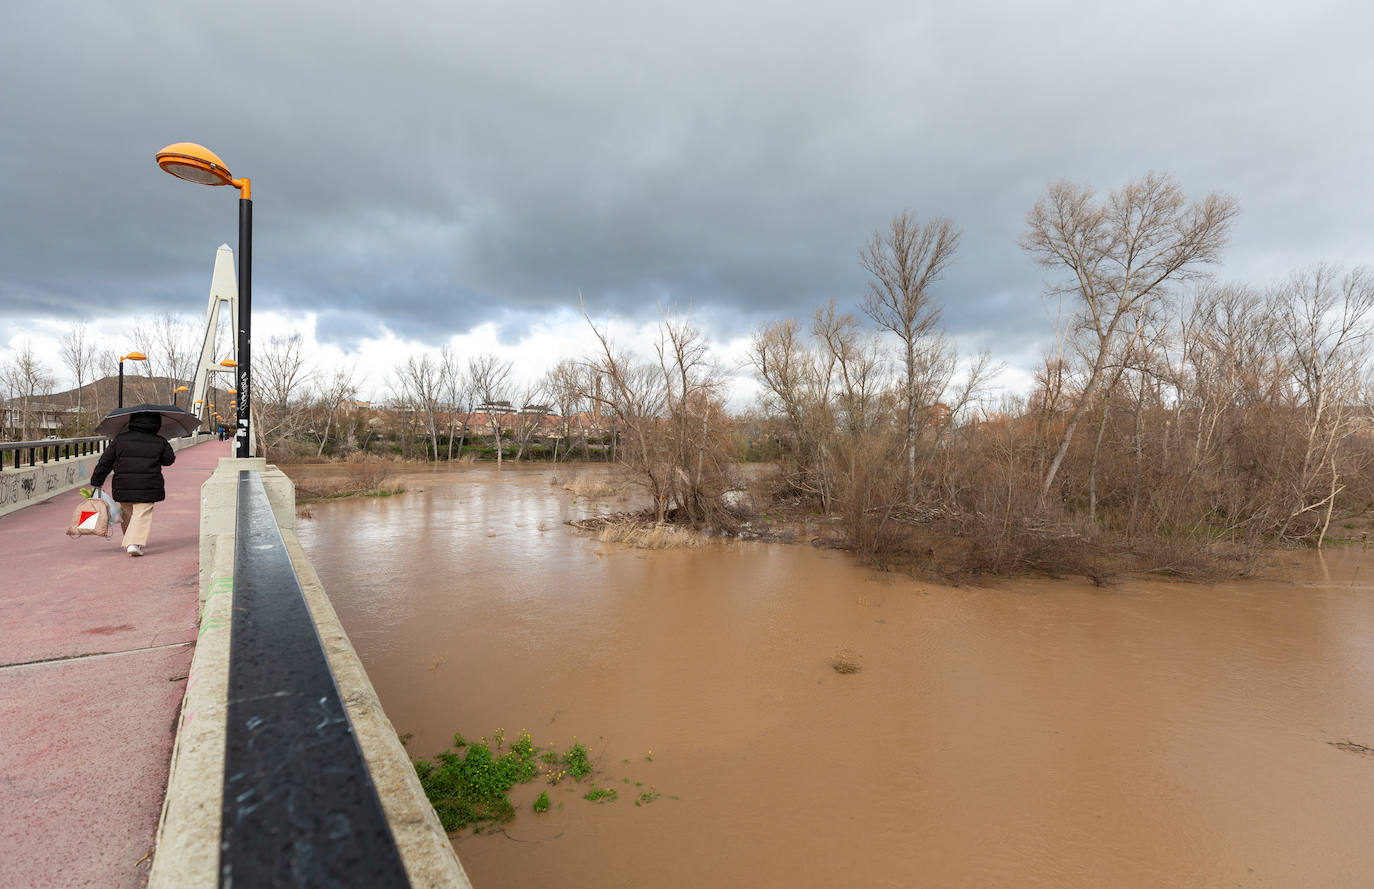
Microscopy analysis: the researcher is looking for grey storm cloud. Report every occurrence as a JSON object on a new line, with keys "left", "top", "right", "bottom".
{"left": 2, "top": 0, "right": 1371, "bottom": 359}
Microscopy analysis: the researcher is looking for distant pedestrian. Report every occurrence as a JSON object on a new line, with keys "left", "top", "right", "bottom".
{"left": 90, "top": 411, "right": 175, "bottom": 557}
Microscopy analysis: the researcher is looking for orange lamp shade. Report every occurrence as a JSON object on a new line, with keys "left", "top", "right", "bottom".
{"left": 156, "top": 142, "right": 251, "bottom": 198}
{"left": 156, "top": 143, "right": 233, "bottom": 186}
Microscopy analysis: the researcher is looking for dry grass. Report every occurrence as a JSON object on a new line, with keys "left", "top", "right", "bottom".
{"left": 561, "top": 471, "right": 621, "bottom": 499}
{"left": 589, "top": 518, "right": 714, "bottom": 549}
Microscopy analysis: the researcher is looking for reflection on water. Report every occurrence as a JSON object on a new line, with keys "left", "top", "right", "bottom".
{"left": 294, "top": 464, "right": 1374, "bottom": 888}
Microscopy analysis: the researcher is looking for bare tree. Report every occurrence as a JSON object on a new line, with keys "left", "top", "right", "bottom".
{"left": 511, "top": 383, "right": 550, "bottom": 461}
{"left": 92, "top": 348, "right": 121, "bottom": 420}
{"left": 439, "top": 346, "right": 467, "bottom": 460}
{"left": 813, "top": 302, "right": 885, "bottom": 438}
{"left": 751, "top": 316, "right": 835, "bottom": 506}
{"left": 133, "top": 312, "right": 199, "bottom": 401}
{"left": 544, "top": 358, "right": 587, "bottom": 461}
{"left": 255, "top": 333, "right": 315, "bottom": 457}
{"left": 1274, "top": 264, "right": 1374, "bottom": 544}
{"left": 582, "top": 302, "right": 734, "bottom": 526}
{"left": 585, "top": 332, "right": 671, "bottom": 521}
{"left": 1022, "top": 172, "right": 1237, "bottom": 501}
{"left": 59, "top": 322, "right": 97, "bottom": 432}
{"left": 396, "top": 353, "right": 446, "bottom": 460}
{"left": 468, "top": 354, "right": 513, "bottom": 466}
{"left": 1, "top": 342, "right": 55, "bottom": 440}
{"left": 861, "top": 209, "right": 962, "bottom": 504}
{"left": 656, "top": 311, "right": 731, "bottom": 524}
{"left": 310, "top": 368, "right": 359, "bottom": 457}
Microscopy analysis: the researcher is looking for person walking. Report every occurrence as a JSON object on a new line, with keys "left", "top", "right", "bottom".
{"left": 90, "top": 411, "right": 176, "bottom": 556}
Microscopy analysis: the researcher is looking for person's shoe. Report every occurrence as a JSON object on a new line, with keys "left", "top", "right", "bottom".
{"left": 126, "top": 544, "right": 144, "bottom": 557}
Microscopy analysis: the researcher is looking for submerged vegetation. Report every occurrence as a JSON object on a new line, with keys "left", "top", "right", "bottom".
{"left": 578, "top": 515, "right": 715, "bottom": 549}
{"left": 411, "top": 729, "right": 667, "bottom": 833}
{"left": 289, "top": 454, "right": 405, "bottom": 502}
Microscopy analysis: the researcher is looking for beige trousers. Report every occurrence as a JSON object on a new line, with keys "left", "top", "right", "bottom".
{"left": 120, "top": 502, "right": 156, "bottom": 547}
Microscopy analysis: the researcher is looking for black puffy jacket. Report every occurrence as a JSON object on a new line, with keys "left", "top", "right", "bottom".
{"left": 91, "top": 413, "right": 176, "bottom": 503}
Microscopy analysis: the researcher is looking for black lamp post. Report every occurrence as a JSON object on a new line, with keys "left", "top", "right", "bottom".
{"left": 236, "top": 193, "right": 252, "bottom": 458}
{"left": 155, "top": 142, "right": 253, "bottom": 458}
{"left": 117, "top": 352, "right": 147, "bottom": 409}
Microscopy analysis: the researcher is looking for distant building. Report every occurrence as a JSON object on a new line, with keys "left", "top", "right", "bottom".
{"left": 1, "top": 401, "right": 79, "bottom": 438}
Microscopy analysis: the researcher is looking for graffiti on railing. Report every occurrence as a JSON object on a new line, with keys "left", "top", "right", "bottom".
{"left": 0, "top": 457, "right": 96, "bottom": 509}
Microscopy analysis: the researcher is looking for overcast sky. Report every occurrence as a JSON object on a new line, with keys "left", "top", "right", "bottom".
{"left": 2, "top": 0, "right": 1371, "bottom": 401}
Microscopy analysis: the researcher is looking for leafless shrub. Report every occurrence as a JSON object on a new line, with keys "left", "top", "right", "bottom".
{"left": 583, "top": 302, "right": 738, "bottom": 530}
{"left": 291, "top": 454, "right": 402, "bottom": 502}
{"left": 345, "top": 453, "right": 394, "bottom": 492}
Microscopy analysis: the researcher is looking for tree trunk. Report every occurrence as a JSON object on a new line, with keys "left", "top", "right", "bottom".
{"left": 1129, "top": 374, "right": 1146, "bottom": 534}
{"left": 1087, "top": 403, "right": 1110, "bottom": 526}
{"left": 905, "top": 342, "right": 917, "bottom": 504}
{"left": 316, "top": 404, "right": 335, "bottom": 458}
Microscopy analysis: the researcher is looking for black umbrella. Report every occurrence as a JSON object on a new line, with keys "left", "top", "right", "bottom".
{"left": 96, "top": 404, "right": 204, "bottom": 439}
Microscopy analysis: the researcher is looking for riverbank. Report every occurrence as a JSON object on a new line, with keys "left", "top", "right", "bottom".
{"left": 279, "top": 455, "right": 1374, "bottom": 583}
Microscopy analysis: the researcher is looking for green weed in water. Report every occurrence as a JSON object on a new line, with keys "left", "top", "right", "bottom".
{"left": 583, "top": 784, "right": 618, "bottom": 803}
{"left": 563, "top": 741, "right": 592, "bottom": 780}
{"left": 413, "top": 729, "right": 664, "bottom": 832}
{"left": 412, "top": 729, "right": 539, "bottom": 832}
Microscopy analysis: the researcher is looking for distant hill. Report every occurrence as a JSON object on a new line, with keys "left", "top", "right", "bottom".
{"left": 19, "top": 374, "right": 232, "bottom": 435}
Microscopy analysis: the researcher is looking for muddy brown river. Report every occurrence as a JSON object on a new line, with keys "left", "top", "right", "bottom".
{"left": 292, "top": 464, "right": 1374, "bottom": 888}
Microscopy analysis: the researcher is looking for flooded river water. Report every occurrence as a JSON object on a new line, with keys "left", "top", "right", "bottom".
{"left": 292, "top": 464, "right": 1374, "bottom": 888}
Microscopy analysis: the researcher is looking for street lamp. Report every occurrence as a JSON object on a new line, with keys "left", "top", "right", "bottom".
{"left": 156, "top": 142, "right": 253, "bottom": 458}
{"left": 172, "top": 385, "right": 189, "bottom": 408}
{"left": 197, "top": 359, "right": 237, "bottom": 432}
{"left": 118, "top": 351, "right": 147, "bottom": 408}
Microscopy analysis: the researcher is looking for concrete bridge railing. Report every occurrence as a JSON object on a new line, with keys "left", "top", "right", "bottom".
{"left": 0, "top": 434, "right": 209, "bottom": 518}
{"left": 148, "top": 457, "right": 471, "bottom": 887}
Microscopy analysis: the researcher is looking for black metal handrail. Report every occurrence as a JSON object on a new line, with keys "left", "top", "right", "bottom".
{"left": 0, "top": 436, "right": 107, "bottom": 471}
{"left": 222, "top": 470, "right": 410, "bottom": 887}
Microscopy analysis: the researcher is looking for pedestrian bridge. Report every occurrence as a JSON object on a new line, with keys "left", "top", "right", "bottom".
{"left": 0, "top": 436, "right": 471, "bottom": 888}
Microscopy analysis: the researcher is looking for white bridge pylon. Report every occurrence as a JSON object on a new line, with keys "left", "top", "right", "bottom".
{"left": 189, "top": 245, "right": 238, "bottom": 438}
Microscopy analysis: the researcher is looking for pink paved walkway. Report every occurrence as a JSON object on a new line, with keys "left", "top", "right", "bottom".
{"left": 0, "top": 439, "right": 229, "bottom": 889}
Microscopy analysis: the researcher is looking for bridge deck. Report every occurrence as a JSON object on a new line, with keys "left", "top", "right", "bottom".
{"left": 0, "top": 439, "right": 230, "bottom": 889}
